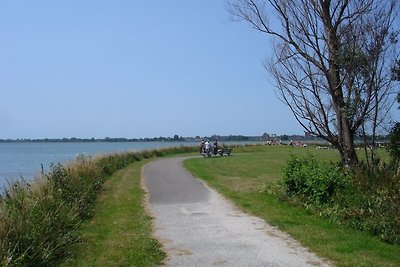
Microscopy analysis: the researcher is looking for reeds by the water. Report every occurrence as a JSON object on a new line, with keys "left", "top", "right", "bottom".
{"left": 0, "top": 146, "right": 197, "bottom": 266}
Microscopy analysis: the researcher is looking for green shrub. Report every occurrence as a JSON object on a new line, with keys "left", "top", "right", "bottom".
{"left": 340, "top": 161, "right": 400, "bottom": 244}
{"left": 282, "top": 154, "right": 349, "bottom": 204}
{"left": 281, "top": 154, "right": 400, "bottom": 244}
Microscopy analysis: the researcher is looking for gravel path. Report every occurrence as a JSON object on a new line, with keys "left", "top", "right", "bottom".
{"left": 143, "top": 157, "right": 331, "bottom": 267}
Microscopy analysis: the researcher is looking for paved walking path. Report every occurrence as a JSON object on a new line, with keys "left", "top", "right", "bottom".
{"left": 143, "top": 157, "right": 331, "bottom": 267}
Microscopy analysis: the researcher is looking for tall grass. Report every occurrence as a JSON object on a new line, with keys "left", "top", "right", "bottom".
{"left": 0, "top": 146, "right": 197, "bottom": 266}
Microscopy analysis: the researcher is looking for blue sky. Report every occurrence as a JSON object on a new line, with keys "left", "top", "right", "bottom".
{"left": 0, "top": 1, "right": 397, "bottom": 139}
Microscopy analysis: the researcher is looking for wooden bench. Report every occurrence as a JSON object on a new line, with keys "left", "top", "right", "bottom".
{"left": 217, "top": 147, "right": 232, "bottom": 156}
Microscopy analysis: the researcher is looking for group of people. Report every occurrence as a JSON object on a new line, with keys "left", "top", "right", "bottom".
{"left": 200, "top": 139, "right": 218, "bottom": 156}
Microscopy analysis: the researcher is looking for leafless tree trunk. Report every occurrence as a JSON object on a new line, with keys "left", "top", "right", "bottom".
{"left": 228, "top": 0, "right": 399, "bottom": 166}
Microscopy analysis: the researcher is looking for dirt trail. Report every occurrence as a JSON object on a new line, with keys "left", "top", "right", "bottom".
{"left": 143, "top": 157, "right": 331, "bottom": 267}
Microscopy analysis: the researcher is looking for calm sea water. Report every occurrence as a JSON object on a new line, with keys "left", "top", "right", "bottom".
{"left": 0, "top": 141, "right": 198, "bottom": 188}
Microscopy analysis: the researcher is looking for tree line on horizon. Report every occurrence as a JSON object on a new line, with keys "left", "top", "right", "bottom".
{"left": 0, "top": 133, "right": 392, "bottom": 143}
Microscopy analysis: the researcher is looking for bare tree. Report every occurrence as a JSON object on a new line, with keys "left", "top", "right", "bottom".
{"left": 229, "top": 0, "right": 399, "bottom": 166}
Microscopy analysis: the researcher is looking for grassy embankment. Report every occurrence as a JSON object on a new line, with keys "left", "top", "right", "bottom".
{"left": 184, "top": 145, "right": 400, "bottom": 267}
{"left": 62, "top": 160, "right": 165, "bottom": 267}
{"left": 0, "top": 146, "right": 197, "bottom": 266}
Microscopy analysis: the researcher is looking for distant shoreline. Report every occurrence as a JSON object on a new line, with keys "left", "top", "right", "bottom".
{"left": 0, "top": 138, "right": 195, "bottom": 143}
{"left": 0, "top": 137, "right": 262, "bottom": 143}
{"left": 0, "top": 133, "right": 389, "bottom": 144}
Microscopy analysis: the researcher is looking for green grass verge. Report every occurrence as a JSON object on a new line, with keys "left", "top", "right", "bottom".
{"left": 62, "top": 160, "right": 165, "bottom": 267}
{"left": 183, "top": 145, "right": 400, "bottom": 267}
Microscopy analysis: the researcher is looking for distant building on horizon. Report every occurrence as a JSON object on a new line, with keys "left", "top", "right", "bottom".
{"left": 304, "top": 131, "right": 315, "bottom": 139}
{"left": 262, "top": 133, "right": 277, "bottom": 142}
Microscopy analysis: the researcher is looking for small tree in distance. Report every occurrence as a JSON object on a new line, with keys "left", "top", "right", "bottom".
{"left": 228, "top": 0, "right": 399, "bottom": 167}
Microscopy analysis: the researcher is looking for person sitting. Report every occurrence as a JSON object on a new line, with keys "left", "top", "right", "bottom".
{"left": 200, "top": 139, "right": 205, "bottom": 154}
{"left": 205, "top": 140, "right": 210, "bottom": 154}
{"left": 213, "top": 139, "right": 218, "bottom": 155}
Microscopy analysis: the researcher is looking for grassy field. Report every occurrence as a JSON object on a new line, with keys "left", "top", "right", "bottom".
{"left": 62, "top": 159, "right": 166, "bottom": 267}
{"left": 184, "top": 145, "right": 400, "bottom": 267}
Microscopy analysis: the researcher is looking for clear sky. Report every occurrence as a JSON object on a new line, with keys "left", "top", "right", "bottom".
{"left": 0, "top": 1, "right": 397, "bottom": 139}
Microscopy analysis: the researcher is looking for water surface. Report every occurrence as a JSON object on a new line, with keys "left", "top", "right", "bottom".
{"left": 0, "top": 141, "right": 196, "bottom": 188}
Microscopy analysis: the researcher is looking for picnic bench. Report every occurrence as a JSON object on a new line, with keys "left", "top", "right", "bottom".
{"left": 217, "top": 147, "right": 232, "bottom": 156}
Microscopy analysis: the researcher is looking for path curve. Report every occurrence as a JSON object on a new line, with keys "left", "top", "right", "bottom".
{"left": 143, "top": 157, "right": 331, "bottom": 267}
